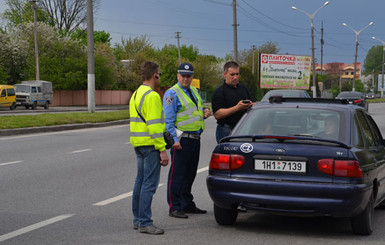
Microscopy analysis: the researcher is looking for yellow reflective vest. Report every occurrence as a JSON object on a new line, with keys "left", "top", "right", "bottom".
{"left": 171, "top": 84, "right": 204, "bottom": 132}
{"left": 129, "top": 85, "right": 166, "bottom": 151}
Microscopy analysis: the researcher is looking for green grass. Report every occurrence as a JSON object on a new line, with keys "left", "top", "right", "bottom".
{"left": 0, "top": 110, "right": 129, "bottom": 129}
{"left": 367, "top": 98, "right": 385, "bottom": 103}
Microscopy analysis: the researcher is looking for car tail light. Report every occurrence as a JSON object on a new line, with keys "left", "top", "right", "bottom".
{"left": 209, "top": 153, "right": 245, "bottom": 170}
{"left": 353, "top": 99, "right": 362, "bottom": 104}
{"left": 317, "top": 159, "right": 362, "bottom": 178}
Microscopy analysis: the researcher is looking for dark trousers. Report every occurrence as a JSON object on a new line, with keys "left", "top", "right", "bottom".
{"left": 167, "top": 137, "right": 200, "bottom": 211}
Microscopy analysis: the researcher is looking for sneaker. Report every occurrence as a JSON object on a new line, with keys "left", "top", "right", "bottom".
{"left": 169, "top": 210, "right": 188, "bottom": 219}
{"left": 133, "top": 224, "right": 138, "bottom": 230}
{"left": 138, "top": 225, "right": 164, "bottom": 235}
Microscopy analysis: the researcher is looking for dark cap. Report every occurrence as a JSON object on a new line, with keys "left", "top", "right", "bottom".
{"left": 178, "top": 63, "right": 194, "bottom": 75}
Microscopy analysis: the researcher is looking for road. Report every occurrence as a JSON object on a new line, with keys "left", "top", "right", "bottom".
{"left": 1, "top": 107, "right": 385, "bottom": 244}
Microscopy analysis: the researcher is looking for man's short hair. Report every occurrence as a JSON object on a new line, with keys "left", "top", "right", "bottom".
{"left": 141, "top": 61, "right": 159, "bottom": 81}
{"left": 224, "top": 61, "right": 239, "bottom": 73}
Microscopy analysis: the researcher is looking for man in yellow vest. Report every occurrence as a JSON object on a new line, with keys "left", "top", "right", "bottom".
{"left": 129, "top": 61, "right": 169, "bottom": 235}
{"left": 163, "top": 63, "right": 211, "bottom": 219}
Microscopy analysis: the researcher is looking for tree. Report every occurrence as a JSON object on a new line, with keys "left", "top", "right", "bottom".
{"left": 2, "top": 0, "right": 100, "bottom": 33}
{"left": 71, "top": 29, "right": 112, "bottom": 45}
{"left": 363, "top": 45, "right": 383, "bottom": 75}
{"left": 2, "top": 0, "right": 52, "bottom": 28}
{"left": 193, "top": 55, "right": 221, "bottom": 91}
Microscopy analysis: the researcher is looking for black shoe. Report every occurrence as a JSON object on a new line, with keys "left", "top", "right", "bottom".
{"left": 169, "top": 210, "right": 188, "bottom": 219}
{"left": 184, "top": 207, "right": 207, "bottom": 214}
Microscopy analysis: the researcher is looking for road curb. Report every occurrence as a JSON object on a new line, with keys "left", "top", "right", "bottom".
{"left": 0, "top": 119, "right": 130, "bottom": 136}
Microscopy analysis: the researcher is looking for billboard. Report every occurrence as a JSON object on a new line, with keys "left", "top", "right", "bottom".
{"left": 260, "top": 54, "right": 311, "bottom": 90}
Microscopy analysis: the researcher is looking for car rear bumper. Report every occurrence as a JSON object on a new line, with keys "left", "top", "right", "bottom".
{"left": 206, "top": 175, "right": 372, "bottom": 217}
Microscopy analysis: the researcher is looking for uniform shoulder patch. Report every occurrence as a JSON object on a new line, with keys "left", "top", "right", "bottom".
{"left": 165, "top": 96, "right": 173, "bottom": 105}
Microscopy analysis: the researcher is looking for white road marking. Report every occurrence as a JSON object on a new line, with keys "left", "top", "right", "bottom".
{"left": 93, "top": 184, "right": 165, "bottom": 206}
{"left": 197, "top": 166, "right": 209, "bottom": 173}
{"left": 0, "top": 161, "right": 23, "bottom": 166}
{"left": 0, "top": 214, "right": 74, "bottom": 242}
{"left": 93, "top": 167, "right": 209, "bottom": 206}
{"left": 68, "top": 149, "right": 92, "bottom": 154}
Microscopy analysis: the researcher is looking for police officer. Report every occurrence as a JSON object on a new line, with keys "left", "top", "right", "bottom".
{"left": 130, "top": 61, "right": 169, "bottom": 235}
{"left": 163, "top": 63, "right": 211, "bottom": 219}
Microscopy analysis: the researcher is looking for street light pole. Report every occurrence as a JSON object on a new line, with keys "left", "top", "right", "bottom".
{"left": 292, "top": 1, "right": 329, "bottom": 98}
{"left": 252, "top": 45, "right": 256, "bottom": 75}
{"left": 342, "top": 22, "right": 374, "bottom": 92}
{"left": 30, "top": 0, "right": 40, "bottom": 80}
{"left": 372, "top": 36, "right": 385, "bottom": 98}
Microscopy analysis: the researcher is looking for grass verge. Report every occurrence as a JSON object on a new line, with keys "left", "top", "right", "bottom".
{"left": 0, "top": 110, "right": 129, "bottom": 129}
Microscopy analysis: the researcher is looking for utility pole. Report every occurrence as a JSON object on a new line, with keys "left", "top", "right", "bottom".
{"left": 252, "top": 45, "right": 256, "bottom": 74}
{"left": 175, "top": 32, "right": 182, "bottom": 65}
{"left": 232, "top": 0, "right": 238, "bottom": 62}
{"left": 87, "top": 0, "right": 95, "bottom": 113}
{"left": 30, "top": 0, "right": 40, "bottom": 80}
{"left": 320, "top": 21, "right": 324, "bottom": 75}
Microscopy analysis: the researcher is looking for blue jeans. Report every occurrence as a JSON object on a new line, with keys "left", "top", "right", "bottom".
{"left": 132, "top": 146, "right": 161, "bottom": 228}
{"left": 216, "top": 125, "right": 233, "bottom": 143}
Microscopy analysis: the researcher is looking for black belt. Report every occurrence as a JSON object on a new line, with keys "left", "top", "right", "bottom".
{"left": 218, "top": 124, "right": 234, "bottom": 128}
{"left": 181, "top": 133, "right": 201, "bottom": 140}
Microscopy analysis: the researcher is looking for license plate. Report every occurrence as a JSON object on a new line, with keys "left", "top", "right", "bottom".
{"left": 254, "top": 159, "right": 306, "bottom": 173}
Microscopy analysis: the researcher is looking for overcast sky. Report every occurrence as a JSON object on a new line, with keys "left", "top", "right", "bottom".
{"left": 1, "top": 0, "right": 385, "bottom": 66}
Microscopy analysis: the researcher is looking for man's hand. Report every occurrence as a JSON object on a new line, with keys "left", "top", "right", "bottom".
{"left": 172, "top": 141, "right": 182, "bottom": 150}
{"left": 203, "top": 108, "right": 211, "bottom": 119}
{"left": 160, "top": 150, "right": 169, "bottom": 166}
{"left": 237, "top": 100, "right": 253, "bottom": 110}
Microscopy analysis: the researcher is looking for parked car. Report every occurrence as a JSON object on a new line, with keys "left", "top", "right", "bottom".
{"left": 366, "top": 92, "right": 376, "bottom": 99}
{"left": 206, "top": 97, "right": 385, "bottom": 235}
{"left": 260, "top": 89, "right": 311, "bottom": 102}
{"left": 336, "top": 91, "right": 368, "bottom": 110}
{"left": 0, "top": 85, "right": 16, "bottom": 110}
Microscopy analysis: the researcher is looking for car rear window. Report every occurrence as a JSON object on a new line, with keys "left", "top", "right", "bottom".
{"left": 234, "top": 108, "right": 344, "bottom": 141}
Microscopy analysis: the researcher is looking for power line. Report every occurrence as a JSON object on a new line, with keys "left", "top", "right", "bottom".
{"left": 239, "top": 0, "right": 307, "bottom": 31}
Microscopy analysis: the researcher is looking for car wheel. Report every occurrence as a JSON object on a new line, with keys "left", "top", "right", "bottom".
{"left": 214, "top": 204, "right": 238, "bottom": 225}
{"left": 10, "top": 102, "right": 16, "bottom": 110}
{"left": 31, "top": 102, "right": 37, "bottom": 110}
{"left": 351, "top": 193, "right": 374, "bottom": 235}
{"left": 44, "top": 102, "right": 49, "bottom": 109}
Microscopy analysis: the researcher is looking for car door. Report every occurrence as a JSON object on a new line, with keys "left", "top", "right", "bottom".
{"left": 354, "top": 110, "right": 385, "bottom": 202}
{"left": 0, "top": 88, "right": 10, "bottom": 107}
{"left": 364, "top": 112, "right": 385, "bottom": 202}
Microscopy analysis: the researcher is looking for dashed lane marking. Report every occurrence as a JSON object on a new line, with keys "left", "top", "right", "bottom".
{"left": 0, "top": 214, "right": 74, "bottom": 242}
{"left": 0, "top": 161, "right": 24, "bottom": 166}
{"left": 68, "top": 149, "right": 92, "bottom": 154}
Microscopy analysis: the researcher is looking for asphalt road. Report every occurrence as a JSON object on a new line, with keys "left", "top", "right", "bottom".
{"left": 1, "top": 106, "right": 385, "bottom": 244}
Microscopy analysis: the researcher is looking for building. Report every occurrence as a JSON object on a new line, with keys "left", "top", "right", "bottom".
{"left": 316, "top": 62, "right": 362, "bottom": 80}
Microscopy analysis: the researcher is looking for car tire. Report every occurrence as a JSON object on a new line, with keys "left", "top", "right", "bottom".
{"left": 44, "top": 102, "right": 49, "bottom": 109}
{"left": 214, "top": 204, "right": 238, "bottom": 225}
{"left": 10, "top": 102, "right": 16, "bottom": 110}
{"left": 31, "top": 102, "right": 37, "bottom": 110}
{"left": 351, "top": 193, "right": 374, "bottom": 235}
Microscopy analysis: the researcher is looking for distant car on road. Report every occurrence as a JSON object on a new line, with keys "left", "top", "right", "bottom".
{"left": 260, "top": 89, "right": 310, "bottom": 102}
{"left": 207, "top": 98, "right": 385, "bottom": 235}
{"left": 365, "top": 92, "right": 375, "bottom": 99}
{"left": 336, "top": 91, "right": 368, "bottom": 110}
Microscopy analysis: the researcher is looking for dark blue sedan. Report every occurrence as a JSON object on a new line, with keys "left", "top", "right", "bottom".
{"left": 206, "top": 98, "right": 385, "bottom": 235}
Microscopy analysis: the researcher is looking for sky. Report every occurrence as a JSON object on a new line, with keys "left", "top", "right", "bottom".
{"left": 1, "top": 0, "right": 385, "bottom": 67}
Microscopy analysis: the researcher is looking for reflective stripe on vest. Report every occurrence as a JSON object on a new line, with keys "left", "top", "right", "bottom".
{"left": 171, "top": 85, "right": 204, "bottom": 131}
